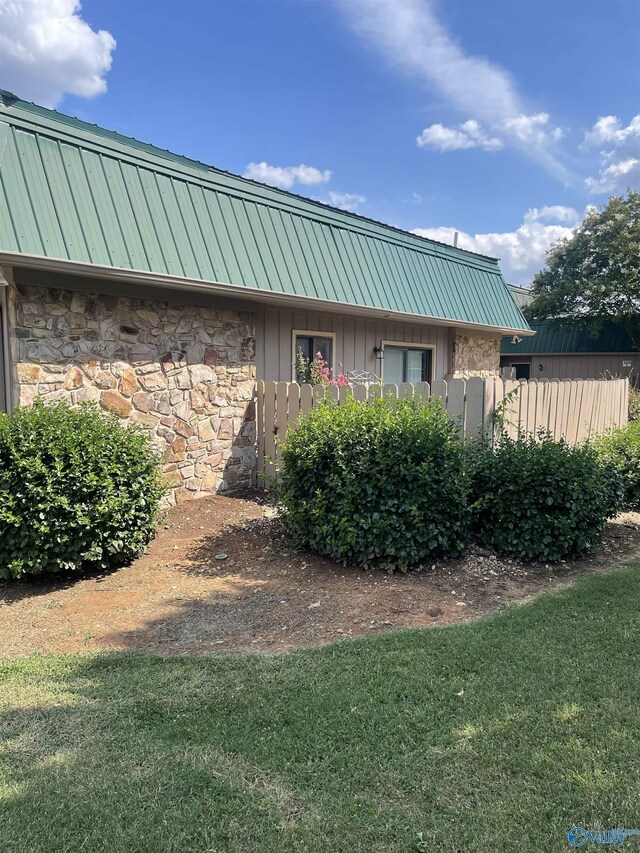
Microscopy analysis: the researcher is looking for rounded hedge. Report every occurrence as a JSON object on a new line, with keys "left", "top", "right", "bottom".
{"left": 278, "top": 395, "right": 469, "bottom": 570}
{"left": 468, "top": 432, "right": 622, "bottom": 561}
{"left": 594, "top": 419, "right": 640, "bottom": 511}
{"left": 0, "top": 400, "right": 165, "bottom": 578}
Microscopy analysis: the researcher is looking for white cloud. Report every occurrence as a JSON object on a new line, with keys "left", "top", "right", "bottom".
{"left": 581, "top": 115, "right": 640, "bottom": 194}
{"left": 0, "top": 0, "right": 116, "bottom": 108}
{"left": 242, "top": 163, "right": 364, "bottom": 211}
{"left": 412, "top": 206, "right": 580, "bottom": 284}
{"left": 337, "top": 0, "right": 568, "bottom": 179}
{"left": 501, "top": 112, "right": 564, "bottom": 144}
{"left": 586, "top": 158, "right": 640, "bottom": 194}
{"left": 581, "top": 115, "right": 634, "bottom": 148}
{"left": 326, "top": 191, "right": 366, "bottom": 211}
{"left": 243, "top": 161, "right": 332, "bottom": 190}
{"left": 416, "top": 119, "right": 504, "bottom": 152}
{"left": 524, "top": 205, "right": 580, "bottom": 225}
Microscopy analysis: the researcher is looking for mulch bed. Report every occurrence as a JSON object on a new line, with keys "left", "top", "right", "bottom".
{"left": 1, "top": 492, "right": 639, "bottom": 657}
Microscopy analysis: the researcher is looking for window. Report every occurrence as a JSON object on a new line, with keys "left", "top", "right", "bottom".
{"left": 383, "top": 345, "right": 433, "bottom": 384}
{"left": 511, "top": 362, "right": 531, "bottom": 380}
{"left": 293, "top": 332, "right": 335, "bottom": 381}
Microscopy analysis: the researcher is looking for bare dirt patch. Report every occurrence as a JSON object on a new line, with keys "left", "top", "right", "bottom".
{"left": 1, "top": 493, "right": 639, "bottom": 658}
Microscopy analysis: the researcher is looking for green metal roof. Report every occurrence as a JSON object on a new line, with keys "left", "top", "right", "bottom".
{"left": 0, "top": 90, "right": 530, "bottom": 332}
{"left": 502, "top": 320, "right": 635, "bottom": 354}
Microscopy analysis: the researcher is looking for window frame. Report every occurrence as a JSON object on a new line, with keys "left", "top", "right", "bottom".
{"left": 291, "top": 329, "right": 337, "bottom": 381}
{"left": 380, "top": 340, "right": 435, "bottom": 385}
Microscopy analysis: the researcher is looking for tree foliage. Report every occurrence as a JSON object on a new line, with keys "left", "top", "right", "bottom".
{"left": 525, "top": 191, "right": 640, "bottom": 350}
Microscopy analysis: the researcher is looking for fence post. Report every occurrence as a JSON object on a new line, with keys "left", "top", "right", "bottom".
{"left": 256, "top": 380, "right": 265, "bottom": 484}
{"left": 263, "top": 380, "right": 277, "bottom": 481}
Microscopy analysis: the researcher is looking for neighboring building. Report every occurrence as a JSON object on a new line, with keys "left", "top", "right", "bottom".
{"left": 502, "top": 285, "right": 639, "bottom": 383}
{"left": 0, "top": 91, "right": 531, "bottom": 500}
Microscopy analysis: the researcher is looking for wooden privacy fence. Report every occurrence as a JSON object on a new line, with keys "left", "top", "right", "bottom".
{"left": 256, "top": 377, "right": 629, "bottom": 482}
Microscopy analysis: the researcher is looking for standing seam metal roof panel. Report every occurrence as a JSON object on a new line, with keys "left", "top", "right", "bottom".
{"left": 0, "top": 91, "right": 530, "bottom": 332}
{"left": 501, "top": 321, "right": 636, "bottom": 354}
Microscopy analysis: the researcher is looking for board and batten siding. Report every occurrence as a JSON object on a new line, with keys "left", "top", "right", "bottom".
{"left": 255, "top": 307, "right": 450, "bottom": 382}
{"left": 501, "top": 353, "right": 640, "bottom": 383}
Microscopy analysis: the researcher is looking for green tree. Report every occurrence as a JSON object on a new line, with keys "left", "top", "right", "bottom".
{"left": 525, "top": 190, "right": 640, "bottom": 350}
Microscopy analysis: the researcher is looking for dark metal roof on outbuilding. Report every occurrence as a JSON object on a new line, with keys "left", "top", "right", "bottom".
{"left": 502, "top": 285, "right": 636, "bottom": 354}
{"left": 0, "top": 90, "right": 530, "bottom": 333}
{"left": 502, "top": 320, "right": 635, "bottom": 355}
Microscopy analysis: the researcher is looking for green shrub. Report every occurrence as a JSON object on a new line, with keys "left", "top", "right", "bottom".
{"left": 628, "top": 387, "right": 640, "bottom": 422}
{"left": 0, "top": 400, "right": 165, "bottom": 578}
{"left": 594, "top": 419, "right": 640, "bottom": 511}
{"left": 278, "top": 395, "right": 469, "bottom": 570}
{"left": 468, "top": 432, "right": 622, "bottom": 561}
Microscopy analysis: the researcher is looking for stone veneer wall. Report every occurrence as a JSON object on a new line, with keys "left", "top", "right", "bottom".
{"left": 450, "top": 333, "right": 501, "bottom": 378}
{"left": 8, "top": 283, "right": 257, "bottom": 504}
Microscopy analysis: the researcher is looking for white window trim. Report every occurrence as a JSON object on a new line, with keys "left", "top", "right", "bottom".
{"left": 380, "top": 340, "right": 436, "bottom": 384}
{"left": 291, "top": 329, "right": 337, "bottom": 381}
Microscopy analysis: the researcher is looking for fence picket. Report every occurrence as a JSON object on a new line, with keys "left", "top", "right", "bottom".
{"left": 313, "top": 384, "right": 328, "bottom": 406}
{"left": 465, "top": 377, "right": 485, "bottom": 441}
{"left": 353, "top": 384, "right": 367, "bottom": 402}
{"left": 383, "top": 384, "right": 399, "bottom": 402}
{"left": 431, "top": 379, "right": 446, "bottom": 404}
{"left": 414, "top": 381, "right": 430, "bottom": 401}
{"left": 581, "top": 380, "right": 595, "bottom": 440}
{"left": 300, "top": 383, "right": 313, "bottom": 414}
{"left": 288, "top": 381, "right": 300, "bottom": 427}
{"left": 567, "top": 379, "right": 582, "bottom": 444}
{"left": 483, "top": 376, "right": 497, "bottom": 440}
{"left": 502, "top": 379, "right": 519, "bottom": 440}
{"left": 447, "top": 379, "right": 466, "bottom": 439}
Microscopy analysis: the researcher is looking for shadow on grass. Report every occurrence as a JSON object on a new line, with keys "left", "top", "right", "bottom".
{"left": 0, "top": 561, "right": 125, "bottom": 606}
{"left": 1, "top": 564, "right": 639, "bottom": 852}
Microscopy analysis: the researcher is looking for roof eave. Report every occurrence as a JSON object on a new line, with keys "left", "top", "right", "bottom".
{"left": 1, "top": 252, "right": 534, "bottom": 337}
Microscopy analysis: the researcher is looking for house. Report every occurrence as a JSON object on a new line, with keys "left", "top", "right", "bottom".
{"left": 0, "top": 90, "right": 531, "bottom": 501}
{"left": 502, "top": 285, "right": 639, "bottom": 383}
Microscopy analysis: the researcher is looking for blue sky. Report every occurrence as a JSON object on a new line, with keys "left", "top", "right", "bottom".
{"left": 1, "top": 0, "right": 639, "bottom": 283}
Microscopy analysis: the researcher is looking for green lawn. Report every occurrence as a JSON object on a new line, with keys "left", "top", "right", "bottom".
{"left": 1, "top": 566, "right": 639, "bottom": 853}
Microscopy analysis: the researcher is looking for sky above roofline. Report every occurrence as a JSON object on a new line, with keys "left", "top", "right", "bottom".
{"left": 0, "top": 0, "right": 638, "bottom": 285}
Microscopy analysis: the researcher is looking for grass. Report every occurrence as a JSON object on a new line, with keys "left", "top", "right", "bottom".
{"left": 1, "top": 566, "right": 639, "bottom": 853}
